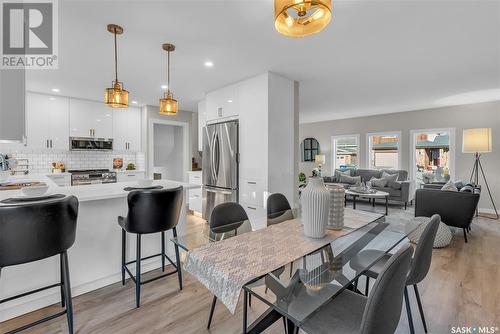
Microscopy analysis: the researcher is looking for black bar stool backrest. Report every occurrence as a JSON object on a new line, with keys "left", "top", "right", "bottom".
{"left": 210, "top": 202, "right": 248, "bottom": 231}
{"left": 125, "top": 187, "right": 183, "bottom": 234}
{"left": 0, "top": 196, "right": 79, "bottom": 268}
{"left": 267, "top": 193, "right": 291, "bottom": 218}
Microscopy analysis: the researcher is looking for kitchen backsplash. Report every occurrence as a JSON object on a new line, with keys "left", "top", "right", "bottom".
{"left": 0, "top": 145, "right": 145, "bottom": 174}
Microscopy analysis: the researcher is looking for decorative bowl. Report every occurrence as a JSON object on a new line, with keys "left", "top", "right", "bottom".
{"left": 22, "top": 185, "right": 49, "bottom": 197}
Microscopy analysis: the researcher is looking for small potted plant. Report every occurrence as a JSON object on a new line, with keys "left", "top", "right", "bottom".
{"left": 126, "top": 162, "right": 136, "bottom": 171}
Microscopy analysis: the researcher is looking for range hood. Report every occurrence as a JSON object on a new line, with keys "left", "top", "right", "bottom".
{"left": 70, "top": 137, "right": 113, "bottom": 151}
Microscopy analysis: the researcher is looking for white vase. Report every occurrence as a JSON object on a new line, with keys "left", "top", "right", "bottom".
{"left": 301, "top": 177, "right": 330, "bottom": 238}
{"left": 327, "top": 185, "right": 345, "bottom": 230}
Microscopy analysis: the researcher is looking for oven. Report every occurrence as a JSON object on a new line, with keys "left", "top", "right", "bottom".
{"left": 69, "top": 169, "right": 117, "bottom": 186}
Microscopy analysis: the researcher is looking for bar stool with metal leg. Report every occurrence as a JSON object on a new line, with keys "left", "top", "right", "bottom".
{"left": 0, "top": 196, "right": 79, "bottom": 334}
{"left": 119, "top": 187, "right": 184, "bottom": 308}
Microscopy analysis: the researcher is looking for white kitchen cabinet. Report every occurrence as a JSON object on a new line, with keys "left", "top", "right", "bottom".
{"left": 113, "top": 107, "right": 141, "bottom": 151}
{"left": 205, "top": 83, "right": 238, "bottom": 122}
{"left": 241, "top": 203, "right": 266, "bottom": 223}
{"left": 197, "top": 99, "right": 206, "bottom": 151}
{"left": 240, "top": 179, "right": 267, "bottom": 207}
{"left": 69, "top": 99, "right": 113, "bottom": 139}
{"left": 116, "top": 171, "right": 145, "bottom": 182}
{"left": 0, "top": 69, "right": 25, "bottom": 142}
{"left": 187, "top": 171, "right": 202, "bottom": 214}
{"left": 26, "top": 92, "right": 69, "bottom": 150}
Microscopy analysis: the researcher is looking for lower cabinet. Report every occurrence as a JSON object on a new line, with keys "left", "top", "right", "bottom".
{"left": 46, "top": 174, "right": 71, "bottom": 187}
{"left": 187, "top": 171, "right": 203, "bottom": 214}
{"left": 240, "top": 203, "right": 266, "bottom": 228}
{"left": 116, "top": 171, "right": 145, "bottom": 182}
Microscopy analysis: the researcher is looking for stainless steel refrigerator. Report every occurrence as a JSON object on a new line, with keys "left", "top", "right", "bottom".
{"left": 202, "top": 120, "right": 239, "bottom": 220}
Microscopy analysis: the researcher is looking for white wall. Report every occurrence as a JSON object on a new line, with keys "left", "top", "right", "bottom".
{"left": 153, "top": 124, "right": 183, "bottom": 182}
{"left": 299, "top": 100, "right": 500, "bottom": 211}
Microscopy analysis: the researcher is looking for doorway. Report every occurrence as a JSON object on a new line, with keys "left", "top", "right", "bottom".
{"left": 148, "top": 119, "right": 189, "bottom": 182}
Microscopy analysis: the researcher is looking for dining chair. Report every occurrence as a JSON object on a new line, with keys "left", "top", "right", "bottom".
{"left": 0, "top": 196, "right": 79, "bottom": 334}
{"left": 300, "top": 244, "right": 414, "bottom": 334}
{"left": 349, "top": 214, "right": 440, "bottom": 334}
{"left": 267, "top": 193, "right": 292, "bottom": 219}
{"left": 118, "top": 187, "right": 184, "bottom": 308}
{"left": 207, "top": 202, "right": 249, "bottom": 329}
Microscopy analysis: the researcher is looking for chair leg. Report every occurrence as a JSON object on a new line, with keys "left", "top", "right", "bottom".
{"left": 289, "top": 262, "right": 294, "bottom": 277}
{"left": 365, "top": 276, "right": 370, "bottom": 296}
{"left": 173, "top": 228, "right": 183, "bottom": 290}
{"left": 405, "top": 202, "right": 408, "bottom": 210}
{"left": 121, "top": 229, "right": 126, "bottom": 285}
{"left": 353, "top": 277, "right": 359, "bottom": 292}
{"left": 413, "top": 284, "right": 428, "bottom": 333}
{"left": 136, "top": 234, "right": 141, "bottom": 308}
{"left": 207, "top": 295, "right": 217, "bottom": 329}
{"left": 60, "top": 253, "right": 65, "bottom": 307}
{"left": 249, "top": 294, "right": 252, "bottom": 307}
{"left": 404, "top": 286, "right": 415, "bottom": 334}
{"left": 61, "top": 251, "right": 74, "bottom": 334}
{"left": 161, "top": 231, "right": 165, "bottom": 272}
{"left": 463, "top": 228, "right": 468, "bottom": 243}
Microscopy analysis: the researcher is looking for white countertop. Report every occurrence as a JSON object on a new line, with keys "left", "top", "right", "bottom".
{"left": 0, "top": 174, "right": 200, "bottom": 204}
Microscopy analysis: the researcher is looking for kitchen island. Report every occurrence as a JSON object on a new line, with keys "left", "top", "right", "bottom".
{"left": 0, "top": 175, "right": 200, "bottom": 321}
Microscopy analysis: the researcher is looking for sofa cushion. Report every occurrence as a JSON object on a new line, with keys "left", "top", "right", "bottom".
{"left": 369, "top": 177, "right": 387, "bottom": 188}
{"left": 381, "top": 169, "right": 408, "bottom": 181}
{"left": 387, "top": 180, "right": 402, "bottom": 190}
{"left": 339, "top": 174, "right": 361, "bottom": 185}
{"left": 373, "top": 186, "right": 402, "bottom": 198}
{"left": 334, "top": 169, "right": 351, "bottom": 181}
{"left": 460, "top": 185, "right": 474, "bottom": 193}
{"left": 354, "top": 169, "right": 381, "bottom": 182}
{"left": 382, "top": 172, "right": 399, "bottom": 183}
{"left": 441, "top": 181, "right": 458, "bottom": 192}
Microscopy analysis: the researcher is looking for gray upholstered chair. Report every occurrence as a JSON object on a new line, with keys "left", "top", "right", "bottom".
{"left": 349, "top": 214, "right": 440, "bottom": 334}
{"left": 301, "top": 244, "right": 414, "bottom": 334}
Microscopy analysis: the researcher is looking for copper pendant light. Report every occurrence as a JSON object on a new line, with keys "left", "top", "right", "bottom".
{"left": 159, "top": 43, "right": 178, "bottom": 115}
{"left": 274, "top": 0, "right": 332, "bottom": 38}
{"left": 104, "top": 24, "right": 129, "bottom": 108}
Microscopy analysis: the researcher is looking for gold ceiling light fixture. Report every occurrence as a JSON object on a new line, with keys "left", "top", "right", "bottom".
{"left": 159, "top": 43, "right": 178, "bottom": 115}
{"left": 274, "top": 0, "right": 332, "bottom": 38}
{"left": 104, "top": 24, "right": 129, "bottom": 108}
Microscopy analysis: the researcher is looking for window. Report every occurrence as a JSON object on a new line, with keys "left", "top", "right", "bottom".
{"left": 410, "top": 128, "right": 455, "bottom": 186}
{"left": 331, "top": 135, "right": 359, "bottom": 172}
{"left": 367, "top": 132, "right": 401, "bottom": 170}
{"left": 301, "top": 137, "right": 320, "bottom": 162}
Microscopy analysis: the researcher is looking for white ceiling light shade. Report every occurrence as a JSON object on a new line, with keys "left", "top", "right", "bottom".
{"left": 51, "top": 88, "right": 60, "bottom": 92}
{"left": 204, "top": 61, "right": 214, "bottom": 68}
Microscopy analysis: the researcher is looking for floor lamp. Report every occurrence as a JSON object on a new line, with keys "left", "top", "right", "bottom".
{"left": 462, "top": 128, "right": 498, "bottom": 219}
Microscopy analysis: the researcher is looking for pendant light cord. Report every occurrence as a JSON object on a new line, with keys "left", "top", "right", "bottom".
{"left": 167, "top": 50, "right": 171, "bottom": 95}
{"left": 114, "top": 30, "right": 118, "bottom": 83}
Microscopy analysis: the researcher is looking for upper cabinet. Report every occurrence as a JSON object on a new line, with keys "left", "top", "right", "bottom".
{"left": 69, "top": 99, "right": 113, "bottom": 139}
{"left": 197, "top": 99, "right": 206, "bottom": 151}
{"left": 26, "top": 92, "right": 69, "bottom": 150}
{"left": 0, "top": 70, "right": 25, "bottom": 142}
{"left": 113, "top": 107, "right": 142, "bottom": 151}
{"left": 205, "top": 83, "right": 239, "bottom": 121}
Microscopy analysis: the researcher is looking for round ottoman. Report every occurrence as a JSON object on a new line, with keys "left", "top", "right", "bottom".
{"left": 405, "top": 216, "right": 452, "bottom": 248}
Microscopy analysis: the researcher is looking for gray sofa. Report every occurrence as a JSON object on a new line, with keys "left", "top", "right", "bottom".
{"left": 323, "top": 168, "right": 415, "bottom": 209}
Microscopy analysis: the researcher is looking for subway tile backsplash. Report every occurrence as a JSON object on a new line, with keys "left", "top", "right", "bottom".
{"left": 0, "top": 144, "right": 145, "bottom": 174}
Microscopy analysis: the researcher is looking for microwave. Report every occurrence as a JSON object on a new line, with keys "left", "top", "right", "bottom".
{"left": 70, "top": 137, "right": 113, "bottom": 151}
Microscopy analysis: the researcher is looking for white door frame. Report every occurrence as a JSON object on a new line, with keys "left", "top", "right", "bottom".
{"left": 409, "top": 127, "right": 456, "bottom": 182}
{"left": 330, "top": 134, "right": 360, "bottom": 175}
{"left": 148, "top": 119, "right": 190, "bottom": 182}
{"left": 366, "top": 131, "right": 402, "bottom": 170}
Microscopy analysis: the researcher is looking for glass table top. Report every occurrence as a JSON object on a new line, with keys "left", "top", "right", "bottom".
{"left": 243, "top": 220, "right": 411, "bottom": 326}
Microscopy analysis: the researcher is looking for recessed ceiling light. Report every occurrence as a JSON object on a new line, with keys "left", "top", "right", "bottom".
{"left": 49, "top": 97, "right": 56, "bottom": 101}
{"left": 51, "top": 88, "right": 60, "bottom": 93}
{"left": 131, "top": 100, "right": 138, "bottom": 104}
{"left": 204, "top": 61, "right": 214, "bottom": 68}
{"left": 227, "top": 99, "right": 233, "bottom": 103}
{"left": 161, "top": 85, "right": 168, "bottom": 90}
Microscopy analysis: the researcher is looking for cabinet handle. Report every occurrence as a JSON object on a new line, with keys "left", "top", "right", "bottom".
{"left": 50, "top": 139, "right": 53, "bottom": 148}
{"left": 217, "top": 107, "right": 223, "bottom": 117}
{"left": 247, "top": 181, "right": 257, "bottom": 185}
{"left": 46, "top": 139, "right": 49, "bottom": 148}
{"left": 247, "top": 206, "right": 257, "bottom": 210}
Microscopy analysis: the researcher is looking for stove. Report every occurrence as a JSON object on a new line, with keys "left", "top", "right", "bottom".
{"left": 69, "top": 169, "right": 117, "bottom": 186}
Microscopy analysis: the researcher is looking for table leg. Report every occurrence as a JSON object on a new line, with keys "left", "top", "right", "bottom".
{"left": 385, "top": 196, "right": 389, "bottom": 216}
{"left": 243, "top": 291, "right": 248, "bottom": 334}
{"left": 353, "top": 196, "right": 357, "bottom": 210}
{"left": 372, "top": 198, "right": 375, "bottom": 207}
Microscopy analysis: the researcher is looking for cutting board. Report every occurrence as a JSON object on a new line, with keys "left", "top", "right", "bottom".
{"left": 0, "top": 182, "right": 46, "bottom": 191}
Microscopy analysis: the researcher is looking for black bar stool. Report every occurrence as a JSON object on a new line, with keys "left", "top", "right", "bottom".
{"left": 119, "top": 187, "right": 184, "bottom": 308}
{"left": 0, "top": 196, "right": 79, "bottom": 334}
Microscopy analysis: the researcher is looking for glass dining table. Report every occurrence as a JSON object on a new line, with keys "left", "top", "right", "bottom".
{"left": 172, "top": 209, "right": 413, "bottom": 334}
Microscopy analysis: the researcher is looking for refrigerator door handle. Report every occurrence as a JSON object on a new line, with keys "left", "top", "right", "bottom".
{"left": 214, "top": 132, "right": 220, "bottom": 180}
{"left": 211, "top": 131, "right": 217, "bottom": 182}
{"left": 205, "top": 188, "right": 233, "bottom": 195}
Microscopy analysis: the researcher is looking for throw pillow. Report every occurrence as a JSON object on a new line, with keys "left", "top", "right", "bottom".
{"left": 454, "top": 180, "right": 464, "bottom": 190}
{"left": 334, "top": 169, "right": 351, "bottom": 181}
{"left": 339, "top": 174, "right": 361, "bottom": 185}
{"left": 459, "top": 185, "right": 474, "bottom": 193}
{"left": 369, "top": 177, "right": 387, "bottom": 188}
{"left": 382, "top": 172, "right": 399, "bottom": 182}
{"left": 441, "top": 180, "right": 458, "bottom": 192}
{"left": 387, "top": 180, "right": 402, "bottom": 190}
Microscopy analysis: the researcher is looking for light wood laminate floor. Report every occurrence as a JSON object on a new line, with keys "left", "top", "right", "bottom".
{"left": 1, "top": 214, "right": 499, "bottom": 334}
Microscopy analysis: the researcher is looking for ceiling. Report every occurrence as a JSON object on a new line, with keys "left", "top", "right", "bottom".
{"left": 26, "top": 0, "right": 500, "bottom": 123}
